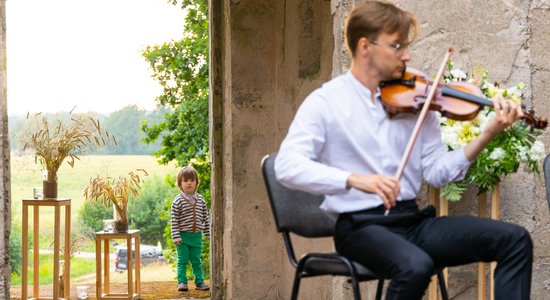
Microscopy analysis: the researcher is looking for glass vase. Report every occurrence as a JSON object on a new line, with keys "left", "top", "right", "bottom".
{"left": 43, "top": 171, "right": 58, "bottom": 199}
{"left": 114, "top": 207, "right": 128, "bottom": 232}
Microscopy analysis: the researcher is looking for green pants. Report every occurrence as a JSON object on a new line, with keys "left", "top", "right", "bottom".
{"left": 176, "top": 231, "right": 204, "bottom": 284}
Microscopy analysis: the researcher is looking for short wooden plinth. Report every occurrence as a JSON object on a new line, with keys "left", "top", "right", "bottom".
{"left": 95, "top": 230, "right": 141, "bottom": 300}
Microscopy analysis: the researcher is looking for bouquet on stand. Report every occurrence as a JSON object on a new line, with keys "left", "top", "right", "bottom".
{"left": 439, "top": 61, "right": 546, "bottom": 201}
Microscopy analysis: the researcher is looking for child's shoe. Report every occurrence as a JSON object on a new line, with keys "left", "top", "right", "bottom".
{"left": 178, "top": 283, "right": 188, "bottom": 291}
{"left": 195, "top": 282, "right": 210, "bottom": 291}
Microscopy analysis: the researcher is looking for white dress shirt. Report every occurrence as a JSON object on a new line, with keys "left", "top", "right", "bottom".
{"left": 275, "top": 71, "right": 471, "bottom": 214}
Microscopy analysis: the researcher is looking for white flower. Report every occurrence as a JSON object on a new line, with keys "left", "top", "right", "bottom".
{"left": 528, "top": 141, "right": 545, "bottom": 161}
{"left": 517, "top": 145, "right": 528, "bottom": 162}
{"left": 450, "top": 69, "right": 468, "bottom": 81}
{"left": 441, "top": 128, "right": 460, "bottom": 150}
{"left": 477, "top": 109, "right": 494, "bottom": 132}
{"left": 484, "top": 82, "right": 500, "bottom": 98}
{"left": 489, "top": 147, "right": 506, "bottom": 160}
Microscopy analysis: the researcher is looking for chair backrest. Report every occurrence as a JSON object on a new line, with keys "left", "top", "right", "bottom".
{"left": 543, "top": 154, "right": 550, "bottom": 212}
{"left": 262, "top": 153, "right": 336, "bottom": 238}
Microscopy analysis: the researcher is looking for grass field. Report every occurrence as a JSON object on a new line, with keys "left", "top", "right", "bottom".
{"left": 11, "top": 155, "right": 178, "bottom": 227}
{"left": 11, "top": 254, "right": 96, "bottom": 286}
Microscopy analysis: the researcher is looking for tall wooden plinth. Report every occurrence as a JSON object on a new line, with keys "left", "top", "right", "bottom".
{"left": 22, "top": 198, "right": 71, "bottom": 300}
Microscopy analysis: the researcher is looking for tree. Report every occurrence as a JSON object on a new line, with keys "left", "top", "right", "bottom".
{"left": 1, "top": 0, "right": 11, "bottom": 294}
{"left": 97, "top": 105, "right": 164, "bottom": 155}
{"left": 79, "top": 200, "right": 113, "bottom": 232}
{"left": 141, "top": 0, "right": 209, "bottom": 166}
{"left": 128, "top": 176, "right": 178, "bottom": 246}
{"left": 9, "top": 224, "right": 21, "bottom": 276}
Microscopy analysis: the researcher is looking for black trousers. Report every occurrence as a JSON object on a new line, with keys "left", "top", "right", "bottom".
{"left": 334, "top": 201, "right": 533, "bottom": 300}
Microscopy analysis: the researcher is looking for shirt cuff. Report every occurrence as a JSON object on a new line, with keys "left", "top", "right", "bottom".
{"left": 338, "top": 171, "right": 353, "bottom": 192}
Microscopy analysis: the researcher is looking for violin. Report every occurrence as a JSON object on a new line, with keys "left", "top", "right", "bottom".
{"left": 379, "top": 67, "right": 548, "bottom": 130}
{"left": 383, "top": 49, "right": 546, "bottom": 216}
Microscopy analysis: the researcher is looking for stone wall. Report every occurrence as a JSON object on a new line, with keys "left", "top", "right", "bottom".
{"left": 211, "top": 0, "right": 550, "bottom": 299}
{"left": 210, "top": 1, "right": 334, "bottom": 299}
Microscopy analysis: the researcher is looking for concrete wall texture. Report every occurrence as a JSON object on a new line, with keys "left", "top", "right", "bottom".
{"left": 210, "top": 0, "right": 550, "bottom": 299}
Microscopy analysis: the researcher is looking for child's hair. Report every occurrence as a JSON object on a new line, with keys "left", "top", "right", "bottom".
{"left": 177, "top": 166, "right": 200, "bottom": 192}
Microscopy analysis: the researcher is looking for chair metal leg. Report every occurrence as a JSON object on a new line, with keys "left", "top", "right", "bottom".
{"left": 436, "top": 269, "right": 449, "bottom": 300}
{"left": 375, "top": 279, "right": 384, "bottom": 300}
{"left": 290, "top": 268, "right": 302, "bottom": 300}
{"left": 349, "top": 274, "right": 362, "bottom": 300}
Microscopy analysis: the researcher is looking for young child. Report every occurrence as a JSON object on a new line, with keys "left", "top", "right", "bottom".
{"left": 171, "top": 166, "right": 211, "bottom": 292}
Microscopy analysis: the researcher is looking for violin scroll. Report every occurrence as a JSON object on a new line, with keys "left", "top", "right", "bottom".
{"left": 522, "top": 109, "right": 548, "bottom": 130}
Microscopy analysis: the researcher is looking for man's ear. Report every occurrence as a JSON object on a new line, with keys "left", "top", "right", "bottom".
{"left": 357, "top": 37, "right": 371, "bottom": 55}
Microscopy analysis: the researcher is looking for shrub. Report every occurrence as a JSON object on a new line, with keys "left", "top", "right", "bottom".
{"left": 9, "top": 222, "right": 22, "bottom": 275}
{"left": 79, "top": 199, "right": 113, "bottom": 232}
{"left": 128, "top": 175, "right": 179, "bottom": 246}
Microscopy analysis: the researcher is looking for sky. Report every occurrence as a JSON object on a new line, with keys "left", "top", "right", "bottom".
{"left": 6, "top": 0, "right": 185, "bottom": 116}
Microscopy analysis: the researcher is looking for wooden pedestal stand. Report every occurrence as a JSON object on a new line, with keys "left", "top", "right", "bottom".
{"left": 427, "top": 184, "right": 499, "bottom": 300}
{"left": 22, "top": 198, "right": 71, "bottom": 300}
{"left": 95, "top": 230, "right": 141, "bottom": 300}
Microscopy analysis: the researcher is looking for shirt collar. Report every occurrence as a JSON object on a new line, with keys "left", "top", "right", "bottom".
{"left": 346, "top": 70, "right": 380, "bottom": 107}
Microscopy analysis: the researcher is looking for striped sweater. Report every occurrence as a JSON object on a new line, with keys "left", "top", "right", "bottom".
{"left": 170, "top": 192, "right": 211, "bottom": 243}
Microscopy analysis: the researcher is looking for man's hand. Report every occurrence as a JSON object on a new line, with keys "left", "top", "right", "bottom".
{"left": 174, "top": 240, "right": 182, "bottom": 246}
{"left": 485, "top": 95, "right": 524, "bottom": 135}
{"left": 464, "top": 95, "right": 524, "bottom": 161}
{"left": 347, "top": 174, "right": 400, "bottom": 211}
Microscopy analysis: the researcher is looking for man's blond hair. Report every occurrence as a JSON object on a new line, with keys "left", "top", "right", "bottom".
{"left": 345, "top": 1, "right": 418, "bottom": 56}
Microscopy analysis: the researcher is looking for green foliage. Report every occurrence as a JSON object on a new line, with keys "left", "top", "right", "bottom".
{"left": 128, "top": 176, "right": 179, "bottom": 246}
{"left": 201, "top": 237, "right": 210, "bottom": 278}
{"left": 141, "top": 0, "right": 209, "bottom": 166}
{"left": 465, "top": 125, "right": 543, "bottom": 193}
{"left": 440, "top": 182, "right": 467, "bottom": 202}
{"left": 9, "top": 222, "right": 22, "bottom": 275}
{"left": 79, "top": 199, "right": 114, "bottom": 232}
{"left": 94, "top": 105, "right": 166, "bottom": 155}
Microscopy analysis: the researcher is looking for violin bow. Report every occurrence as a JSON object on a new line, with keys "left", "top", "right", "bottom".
{"left": 385, "top": 48, "right": 454, "bottom": 216}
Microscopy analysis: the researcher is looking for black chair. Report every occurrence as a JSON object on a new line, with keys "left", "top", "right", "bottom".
{"left": 262, "top": 153, "right": 449, "bottom": 300}
{"left": 543, "top": 154, "right": 550, "bottom": 209}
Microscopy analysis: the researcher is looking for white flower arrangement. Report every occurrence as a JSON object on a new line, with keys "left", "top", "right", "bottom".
{"left": 439, "top": 61, "right": 546, "bottom": 201}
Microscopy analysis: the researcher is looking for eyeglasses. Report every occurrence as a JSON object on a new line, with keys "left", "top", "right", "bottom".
{"left": 371, "top": 40, "right": 410, "bottom": 56}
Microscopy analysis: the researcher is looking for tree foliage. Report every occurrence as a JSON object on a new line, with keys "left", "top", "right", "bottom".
{"left": 9, "top": 223, "right": 22, "bottom": 275}
{"left": 140, "top": 0, "right": 209, "bottom": 166}
{"left": 98, "top": 105, "right": 167, "bottom": 155}
{"left": 129, "top": 175, "right": 179, "bottom": 246}
{"left": 79, "top": 200, "right": 113, "bottom": 232}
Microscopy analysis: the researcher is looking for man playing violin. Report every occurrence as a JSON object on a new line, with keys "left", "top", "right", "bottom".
{"left": 274, "top": 1, "right": 532, "bottom": 299}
